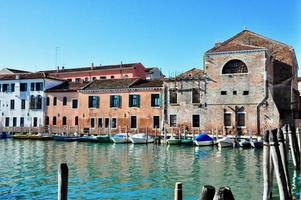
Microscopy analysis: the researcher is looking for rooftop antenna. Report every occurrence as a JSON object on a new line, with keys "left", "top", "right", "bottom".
{"left": 244, "top": 26, "right": 248, "bottom": 31}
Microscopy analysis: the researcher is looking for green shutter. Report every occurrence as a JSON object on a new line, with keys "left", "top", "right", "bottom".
{"left": 129, "top": 95, "right": 132, "bottom": 107}
{"left": 110, "top": 96, "right": 113, "bottom": 107}
{"left": 96, "top": 96, "right": 99, "bottom": 108}
{"left": 158, "top": 94, "right": 161, "bottom": 106}
{"left": 137, "top": 95, "right": 140, "bottom": 107}
{"left": 118, "top": 96, "right": 121, "bottom": 108}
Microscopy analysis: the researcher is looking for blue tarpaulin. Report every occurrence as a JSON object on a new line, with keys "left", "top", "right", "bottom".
{"left": 195, "top": 133, "right": 213, "bottom": 142}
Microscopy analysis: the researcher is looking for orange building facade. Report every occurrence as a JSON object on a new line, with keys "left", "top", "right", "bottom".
{"left": 45, "top": 78, "right": 163, "bottom": 135}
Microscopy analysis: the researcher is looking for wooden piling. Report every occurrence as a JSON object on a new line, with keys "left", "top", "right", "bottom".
{"left": 174, "top": 182, "right": 182, "bottom": 200}
{"left": 277, "top": 128, "right": 291, "bottom": 197}
{"left": 58, "top": 163, "right": 68, "bottom": 200}
{"left": 288, "top": 125, "right": 298, "bottom": 168}
{"left": 269, "top": 130, "right": 290, "bottom": 200}
{"left": 199, "top": 185, "right": 215, "bottom": 200}
{"left": 263, "top": 130, "right": 272, "bottom": 200}
{"left": 213, "top": 187, "right": 235, "bottom": 200}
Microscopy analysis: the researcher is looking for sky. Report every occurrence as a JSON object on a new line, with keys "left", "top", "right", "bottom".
{"left": 0, "top": 0, "right": 300, "bottom": 76}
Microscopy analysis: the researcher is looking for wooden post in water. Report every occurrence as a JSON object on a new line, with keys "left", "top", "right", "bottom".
{"left": 277, "top": 128, "right": 291, "bottom": 197}
{"left": 199, "top": 185, "right": 215, "bottom": 200}
{"left": 213, "top": 187, "right": 235, "bottom": 200}
{"left": 269, "top": 130, "right": 290, "bottom": 200}
{"left": 174, "top": 182, "right": 182, "bottom": 200}
{"left": 58, "top": 163, "right": 68, "bottom": 200}
{"left": 146, "top": 127, "right": 148, "bottom": 144}
{"left": 263, "top": 130, "right": 272, "bottom": 200}
{"left": 288, "top": 125, "right": 298, "bottom": 168}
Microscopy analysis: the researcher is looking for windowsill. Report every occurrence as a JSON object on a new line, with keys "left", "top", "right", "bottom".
{"left": 151, "top": 106, "right": 160, "bottom": 108}
{"left": 237, "top": 126, "right": 246, "bottom": 128}
{"left": 224, "top": 126, "right": 232, "bottom": 128}
{"left": 170, "top": 103, "right": 179, "bottom": 106}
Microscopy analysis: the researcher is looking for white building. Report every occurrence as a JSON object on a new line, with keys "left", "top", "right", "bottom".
{"left": 0, "top": 72, "right": 63, "bottom": 132}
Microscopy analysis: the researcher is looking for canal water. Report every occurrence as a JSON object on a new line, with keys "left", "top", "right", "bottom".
{"left": 0, "top": 139, "right": 300, "bottom": 200}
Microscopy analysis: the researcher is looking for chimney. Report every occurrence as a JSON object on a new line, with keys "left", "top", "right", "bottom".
{"left": 16, "top": 75, "right": 20, "bottom": 80}
{"left": 57, "top": 66, "right": 60, "bottom": 72}
{"left": 120, "top": 61, "right": 123, "bottom": 68}
{"left": 215, "top": 42, "right": 222, "bottom": 48}
{"left": 62, "top": 66, "right": 65, "bottom": 71}
{"left": 91, "top": 62, "right": 94, "bottom": 70}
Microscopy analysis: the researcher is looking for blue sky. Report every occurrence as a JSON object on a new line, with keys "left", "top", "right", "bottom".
{"left": 0, "top": 0, "right": 300, "bottom": 76}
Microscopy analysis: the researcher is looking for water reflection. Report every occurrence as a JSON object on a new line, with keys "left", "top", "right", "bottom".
{"left": 0, "top": 140, "right": 299, "bottom": 199}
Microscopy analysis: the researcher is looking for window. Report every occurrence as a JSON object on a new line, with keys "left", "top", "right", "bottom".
{"left": 5, "top": 117, "right": 9, "bottom": 127}
{"left": 21, "top": 99, "right": 26, "bottom": 109}
{"left": 46, "top": 97, "right": 50, "bottom": 106}
{"left": 221, "top": 91, "right": 227, "bottom": 95}
{"left": 224, "top": 113, "right": 231, "bottom": 127}
{"left": 243, "top": 91, "right": 249, "bottom": 95}
{"left": 105, "top": 118, "right": 110, "bottom": 128}
{"left": 111, "top": 76, "right": 115, "bottom": 79}
{"left": 10, "top": 100, "right": 15, "bottom": 109}
{"left": 20, "top": 117, "right": 24, "bottom": 127}
{"left": 169, "top": 90, "right": 177, "bottom": 104}
{"left": 131, "top": 116, "right": 137, "bottom": 129}
{"left": 112, "top": 118, "right": 117, "bottom": 128}
{"left": 98, "top": 118, "right": 103, "bottom": 128}
{"left": 75, "top": 116, "right": 78, "bottom": 126}
{"left": 45, "top": 116, "right": 49, "bottom": 126}
{"left": 92, "top": 77, "right": 96, "bottom": 80}
{"left": 100, "top": 76, "right": 106, "bottom": 79}
{"left": 63, "top": 97, "right": 67, "bottom": 106}
{"left": 20, "top": 83, "right": 27, "bottom": 92}
{"left": 75, "top": 78, "right": 81, "bottom": 82}
{"left": 13, "top": 117, "right": 17, "bottom": 127}
{"left": 53, "top": 97, "right": 57, "bottom": 106}
{"left": 35, "top": 82, "right": 43, "bottom": 91}
{"left": 151, "top": 94, "right": 160, "bottom": 107}
{"left": 222, "top": 59, "right": 248, "bottom": 74}
{"left": 2, "top": 84, "right": 8, "bottom": 92}
{"left": 233, "top": 91, "right": 237, "bottom": 95}
{"left": 129, "top": 95, "right": 140, "bottom": 107}
{"left": 30, "top": 95, "right": 35, "bottom": 109}
{"left": 62, "top": 117, "right": 67, "bottom": 126}
{"left": 31, "top": 83, "right": 35, "bottom": 91}
{"left": 67, "top": 79, "right": 72, "bottom": 82}
{"left": 237, "top": 113, "right": 245, "bottom": 127}
{"left": 53, "top": 116, "right": 57, "bottom": 126}
{"left": 33, "top": 117, "right": 38, "bottom": 127}
{"left": 90, "top": 118, "right": 95, "bottom": 128}
{"left": 170, "top": 115, "right": 177, "bottom": 127}
{"left": 153, "top": 116, "right": 160, "bottom": 129}
{"left": 84, "top": 77, "right": 89, "bottom": 82}
{"left": 192, "top": 89, "right": 200, "bottom": 103}
{"left": 72, "top": 99, "right": 78, "bottom": 108}
{"left": 88, "top": 96, "right": 99, "bottom": 108}
{"left": 11, "top": 84, "right": 15, "bottom": 92}
{"left": 36, "top": 95, "right": 42, "bottom": 109}
{"left": 110, "top": 95, "right": 121, "bottom": 108}
{"left": 192, "top": 115, "right": 200, "bottom": 127}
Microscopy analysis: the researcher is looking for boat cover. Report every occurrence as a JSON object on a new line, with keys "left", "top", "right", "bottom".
{"left": 195, "top": 133, "right": 213, "bottom": 142}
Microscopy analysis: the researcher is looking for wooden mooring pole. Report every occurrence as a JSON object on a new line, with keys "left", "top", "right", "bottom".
{"left": 263, "top": 130, "right": 272, "bottom": 200}
{"left": 58, "top": 163, "right": 68, "bottom": 200}
{"left": 199, "top": 185, "right": 215, "bottom": 200}
{"left": 213, "top": 187, "right": 235, "bottom": 200}
{"left": 174, "top": 182, "right": 182, "bottom": 200}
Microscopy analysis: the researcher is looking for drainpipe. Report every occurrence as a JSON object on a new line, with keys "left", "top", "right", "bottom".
{"left": 256, "top": 55, "right": 269, "bottom": 135}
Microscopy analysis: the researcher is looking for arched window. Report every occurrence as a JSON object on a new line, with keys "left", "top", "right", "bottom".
{"left": 75, "top": 116, "right": 78, "bottom": 126}
{"left": 62, "top": 116, "right": 67, "bottom": 126}
{"left": 36, "top": 95, "right": 42, "bottom": 109}
{"left": 45, "top": 116, "right": 49, "bottom": 125}
{"left": 222, "top": 60, "right": 248, "bottom": 74}
{"left": 30, "top": 95, "right": 35, "bottom": 109}
{"left": 53, "top": 116, "right": 57, "bottom": 126}
{"left": 46, "top": 97, "right": 50, "bottom": 106}
{"left": 63, "top": 97, "right": 67, "bottom": 106}
{"left": 53, "top": 97, "right": 57, "bottom": 106}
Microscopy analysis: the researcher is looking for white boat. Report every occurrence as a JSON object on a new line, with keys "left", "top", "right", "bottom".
{"left": 112, "top": 133, "right": 129, "bottom": 143}
{"left": 217, "top": 136, "right": 234, "bottom": 148}
{"left": 129, "top": 133, "right": 154, "bottom": 144}
{"left": 194, "top": 133, "right": 217, "bottom": 146}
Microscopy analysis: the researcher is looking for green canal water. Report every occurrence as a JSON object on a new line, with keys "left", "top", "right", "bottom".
{"left": 0, "top": 139, "right": 300, "bottom": 200}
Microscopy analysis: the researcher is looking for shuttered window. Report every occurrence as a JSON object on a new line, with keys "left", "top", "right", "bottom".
{"left": 88, "top": 96, "right": 99, "bottom": 108}
{"left": 129, "top": 95, "right": 140, "bottom": 107}
{"left": 224, "top": 113, "right": 231, "bottom": 127}
{"left": 110, "top": 95, "right": 121, "bottom": 108}
{"left": 151, "top": 94, "right": 160, "bottom": 107}
{"left": 237, "top": 113, "right": 245, "bottom": 127}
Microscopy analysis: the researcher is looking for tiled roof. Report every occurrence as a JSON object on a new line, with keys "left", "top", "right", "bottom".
{"left": 132, "top": 79, "right": 163, "bottom": 88}
{"left": 210, "top": 43, "right": 266, "bottom": 53}
{"left": 2, "top": 68, "right": 31, "bottom": 73}
{"left": 41, "top": 63, "right": 142, "bottom": 73}
{"left": 177, "top": 68, "right": 204, "bottom": 79}
{"left": 82, "top": 78, "right": 139, "bottom": 90}
{"left": 0, "top": 72, "right": 63, "bottom": 81}
{"left": 46, "top": 81, "right": 88, "bottom": 92}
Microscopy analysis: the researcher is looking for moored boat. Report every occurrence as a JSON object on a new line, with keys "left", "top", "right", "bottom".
{"left": 13, "top": 133, "right": 52, "bottom": 140}
{"left": 239, "top": 139, "right": 252, "bottom": 148}
{"left": 88, "top": 135, "right": 112, "bottom": 143}
{"left": 194, "top": 133, "right": 217, "bottom": 146}
{"left": 180, "top": 138, "right": 194, "bottom": 145}
{"left": 250, "top": 138, "right": 263, "bottom": 148}
{"left": 129, "top": 133, "right": 154, "bottom": 144}
{"left": 167, "top": 137, "right": 181, "bottom": 145}
{"left": 112, "top": 133, "right": 129, "bottom": 143}
{"left": 0, "top": 132, "right": 10, "bottom": 139}
{"left": 217, "top": 136, "right": 234, "bottom": 148}
{"left": 52, "top": 134, "right": 78, "bottom": 142}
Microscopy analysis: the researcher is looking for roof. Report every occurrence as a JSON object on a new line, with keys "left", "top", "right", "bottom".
{"left": 177, "top": 68, "right": 204, "bottom": 79}
{"left": 46, "top": 81, "right": 88, "bottom": 92}
{"left": 0, "top": 72, "right": 63, "bottom": 81}
{"left": 82, "top": 78, "right": 162, "bottom": 91}
{"left": 41, "top": 63, "right": 143, "bottom": 74}
{"left": 1, "top": 68, "right": 31, "bottom": 74}
{"left": 206, "top": 30, "right": 297, "bottom": 67}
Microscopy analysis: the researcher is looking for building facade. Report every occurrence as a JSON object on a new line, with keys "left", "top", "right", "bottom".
{"left": 0, "top": 73, "right": 63, "bottom": 132}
